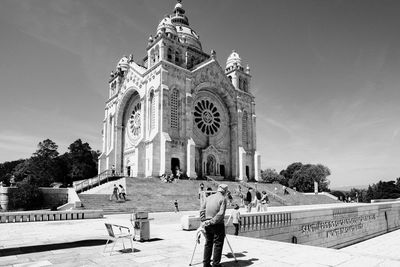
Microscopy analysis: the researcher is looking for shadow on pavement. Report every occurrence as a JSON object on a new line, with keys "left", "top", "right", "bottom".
{"left": 0, "top": 239, "right": 108, "bottom": 257}
{"left": 222, "top": 258, "right": 259, "bottom": 266}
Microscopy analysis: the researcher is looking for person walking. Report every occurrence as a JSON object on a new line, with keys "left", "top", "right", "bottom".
{"left": 118, "top": 184, "right": 126, "bottom": 201}
{"left": 244, "top": 187, "right": 252, "bottom": 213}
{"left": 254, "top": 190, "right": 262, "bottom": 212}
{"left": 261, "top": 191, "right": 269, "bottom": 212}
{"left": 111, "top": 165, "right": 116, "bottom": 176}
{"left": 227, "top": 204, "right": 241, "bottom": 236}
{"left": 200, "top": 184, "right": 228, "bottom": 267}
{"left": 174, "top": 200, "right": 179, "bottom": 212}
{"left": 110, "top": 184, "right": 119, "bottom": 201}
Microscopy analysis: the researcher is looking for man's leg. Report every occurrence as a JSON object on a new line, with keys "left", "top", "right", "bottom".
{"left": 203, "top": 225, "right": 214, "bottom": 267}
{"left": 233, "top": 223, "right": 239, "bottom": 236}
{"left": 212, "top": 224, "right": 225, "bottom": 266}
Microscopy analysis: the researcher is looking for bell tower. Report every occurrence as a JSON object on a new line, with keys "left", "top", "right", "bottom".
{"left": 225, "top": 50, "right": 251, "bottom": 93}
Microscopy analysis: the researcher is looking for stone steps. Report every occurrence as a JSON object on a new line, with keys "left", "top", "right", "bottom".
{"left": 78, "top": 178, "right": 338, "bottom": 214}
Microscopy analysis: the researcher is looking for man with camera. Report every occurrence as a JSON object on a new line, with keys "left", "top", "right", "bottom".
{"left": 199, "top": 184, "right": 228, "bottom": 267}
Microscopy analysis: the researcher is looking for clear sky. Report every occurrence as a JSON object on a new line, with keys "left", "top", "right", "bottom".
{"left": 0, "top": 0, "right": 399, "bottom": 187}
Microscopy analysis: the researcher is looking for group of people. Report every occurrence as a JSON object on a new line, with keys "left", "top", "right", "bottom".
{"left": 109, "top": 184, "right": 126, "bottom": 201}
{"left": 241, "top": 187, "right": 270, "bottom": 213}
{"left": 160, "top": 168, "right": 182, "bottom": 183}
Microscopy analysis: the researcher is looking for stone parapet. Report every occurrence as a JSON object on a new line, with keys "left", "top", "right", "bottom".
{"left": 0, "top": 209, "right": 103, "bottom": 223}
{"left": 182, "top": 202, "right": 400, "bottom": 248}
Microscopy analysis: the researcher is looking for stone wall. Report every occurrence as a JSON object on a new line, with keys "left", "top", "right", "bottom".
{"left": 182, "top": 201, "right": 400, "bottom": 249}
{"left": 40, "top": 188, "right": 69, "bottom": 208}
{"left": 227, "top": 201, "right": 400, "bottom": 248}
{"left": 0, "top": 187, "right": 69, "bottom": 211}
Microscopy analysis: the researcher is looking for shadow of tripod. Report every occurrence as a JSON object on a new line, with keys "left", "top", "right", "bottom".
{"left": 189, "top": 226, "right": 238, "bottom": 266}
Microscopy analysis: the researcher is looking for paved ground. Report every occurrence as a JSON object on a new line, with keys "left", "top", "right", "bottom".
{"left": 1, "top": 208, "right": 400, "bottom": 267}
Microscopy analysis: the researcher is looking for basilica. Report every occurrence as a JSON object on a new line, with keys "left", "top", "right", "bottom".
{"left": 98, "top": 0, "right": 260, "bottom": 181}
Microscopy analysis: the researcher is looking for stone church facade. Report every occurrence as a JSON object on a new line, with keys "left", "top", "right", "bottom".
{"left": 98, "top": 0, "right": 261, "bottom": 181}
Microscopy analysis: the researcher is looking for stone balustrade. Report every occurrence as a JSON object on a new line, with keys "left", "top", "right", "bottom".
{"left": 182, "top": 201, "right": 400, "bottom": 249}
{"left": 238, "top": 212, "right": 292, "bottom": 232}
{"left": 0, "top": 209, "right": 103, "bottom": 223}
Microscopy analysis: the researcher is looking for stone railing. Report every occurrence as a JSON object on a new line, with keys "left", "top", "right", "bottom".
{"left": 239, "top": 212, "right": 292, "bottom": 232}
{"left": 181, "top": 211, "right": 291, "bottom": 232}
{"left": 73, "top": 169, "right": 122, "bottom": 193}
{"left": 0, "top": 209, "right": 103, "bottom": 223}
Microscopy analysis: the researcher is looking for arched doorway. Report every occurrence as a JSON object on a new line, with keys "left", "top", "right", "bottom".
{"left": 206, "top": 155, "right": 216, "bottom": 176}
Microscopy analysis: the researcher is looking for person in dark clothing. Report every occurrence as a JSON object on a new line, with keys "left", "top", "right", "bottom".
{"left": 174, "top": 200, "right": 179, "bottom": 212}
{"left": 200, "top": 184, "right": 228, "bottom": 267}
{"left": 110, "top": 184, "right": 119, "bottom": 201}
{"left": 245, "top": 187, "right": 253, "bottom": 212}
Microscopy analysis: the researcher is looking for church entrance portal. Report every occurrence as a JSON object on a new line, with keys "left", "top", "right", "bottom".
{"left": 220, "top": 165, "right": 225, "bottom": 177}
{"left": 126, "top": 166, "right": 131, "bottom": 177}
{"left": 171, "top": 158, "right": 180, "bottom": 175}
{"left": 206, "top": 155, "right": 216, "bottom": 176}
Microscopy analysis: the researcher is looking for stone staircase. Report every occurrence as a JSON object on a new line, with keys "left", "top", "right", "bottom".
{"left": 242, "top": 182, "right": 340, "bottom": 206}
{"left": 79, "top": 178, "right": 220, "bottom": 214}
{"left": 78, "top": 178, "right": 339, "bottom": 214}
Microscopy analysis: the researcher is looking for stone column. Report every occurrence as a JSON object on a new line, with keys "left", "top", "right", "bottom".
{"left": 230, "top": 121, "right": 238, "bottom": 179}
{"left": 187, "top": 138, "right": 196, "bottom": 178}
{"left": 254, "top": 151, "right": 261, "bottom": 181}
{"left": 0, "top": 186, "right": 9, "bottom": 211}
{"left": 238, "top": 146, "right": 246, "bottom": 181}
{"left": 114, "top": 125, "right": 124, "bottom": 174}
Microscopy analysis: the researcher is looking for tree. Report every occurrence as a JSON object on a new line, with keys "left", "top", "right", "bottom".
{"left": 33, "top": 139, "right": 59, "bottom": 159}
{"left": 0, "top": 159, "right": 25, "bottom": 185}
{"left": 288, "top": 164, "right": 331, "bottom": 192}
{"left": 68, "top": 139, "right": 98, "bottom": 181}
{"left": 12, "top": 139, "right": 60, "bottom": 187}
{"left": 260, "top": 168, "right": 285, "bottom": 184}
{"left": 280, "top": 162, "right": 303, "bottom": 186}
{"left": 8, "top": 177, "right": 43, "bottom": 210}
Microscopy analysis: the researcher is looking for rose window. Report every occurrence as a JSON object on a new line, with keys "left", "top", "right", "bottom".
{"left": 128, "top": 103, "right": 141, "bottom": 138}
{"left": 194, "top": 100, "right": 221, "bottom": 135}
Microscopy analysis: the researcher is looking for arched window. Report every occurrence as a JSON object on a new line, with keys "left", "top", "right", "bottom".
{"left": 149, "top": 90, "right": 156, "bottom": 131}
{"left": 242, "top": 110, "right": 248, "bottom": 148}
{"left": 167, "top": 47, "right": 173, "bottom": 62}
{"left": 170, "top": 89, "right": 179, "bottom": 129}
{"left": 239, "top": 77, "right": 243, "bottom": 89}
{"left": 228, "top": 76, "right": 232, "bottom": 83}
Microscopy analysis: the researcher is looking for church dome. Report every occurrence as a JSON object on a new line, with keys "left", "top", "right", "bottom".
{"left": 176, "top": 25, "right": 202, "bottom": 50}
{"left": 226, "top": 50, "right": 242, "bottom": 69}
{"left": 157, "top": 16, "right": 177, "bottom": 36}
{"left": 117, "top": 56, "right": 129, "bottom": 71}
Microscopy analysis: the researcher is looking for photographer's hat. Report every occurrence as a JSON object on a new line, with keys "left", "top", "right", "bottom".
{"left": 217, "top": 184, "right": 228, "bottom": 193}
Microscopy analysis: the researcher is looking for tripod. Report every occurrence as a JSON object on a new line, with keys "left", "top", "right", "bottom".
{"left": 189, "top": 227, "right": 238, "bottom": 266}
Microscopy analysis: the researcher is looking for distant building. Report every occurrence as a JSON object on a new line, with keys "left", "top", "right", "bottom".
{"left": 98, "top": 0, "right": 260, "bottom": 181}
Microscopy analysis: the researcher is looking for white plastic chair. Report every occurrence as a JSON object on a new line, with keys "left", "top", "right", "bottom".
{"left": 104, "top": 223, "right": 134, "bottom": 255}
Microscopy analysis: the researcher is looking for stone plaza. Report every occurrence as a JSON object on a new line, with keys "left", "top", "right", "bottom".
{"left": 1, "top": 207, "right": 400, "bottom": 267}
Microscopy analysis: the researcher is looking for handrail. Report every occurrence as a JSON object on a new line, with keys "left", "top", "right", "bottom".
{"left": 74, "top": 169, "right": 122, "bottom": 193}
